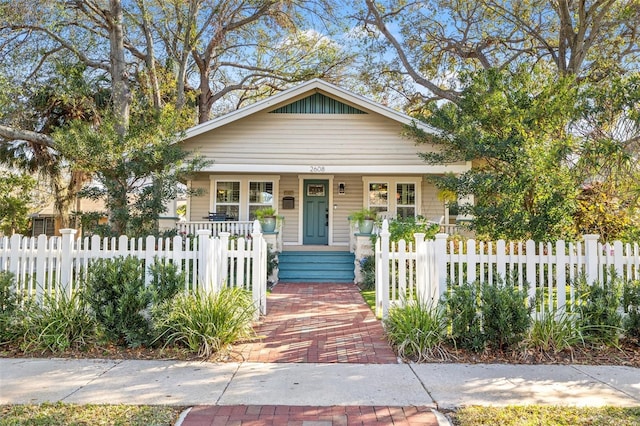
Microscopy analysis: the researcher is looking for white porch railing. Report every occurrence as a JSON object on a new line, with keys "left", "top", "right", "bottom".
{"left": 176, "top": 220, "right": 254, "bottom": 237}
{"left": 0, "top": 223, "right": 268, "bottom": 315}
{"left": 375, "top": 219, "right": 640, "bottom": 319}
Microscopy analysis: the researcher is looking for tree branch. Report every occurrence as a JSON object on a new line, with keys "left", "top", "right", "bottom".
{"left": 0, "top": 125, "right": 55, "bottom": 148}
{"left": 364, "top": 0, "right": 461, "bottom": 103}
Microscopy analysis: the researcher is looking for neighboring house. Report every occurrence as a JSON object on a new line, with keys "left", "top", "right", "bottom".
{"left": 30, "top": 198, "right": 107, "bottom": 237}
{"left": 177, "top": 79, "right": 470, "bottom": 252}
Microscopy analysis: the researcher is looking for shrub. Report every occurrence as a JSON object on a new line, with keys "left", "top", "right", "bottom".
{"left": 384, "top": 299, "right": 449, "bottom": 361}
{"left": 481, "top": 279, "right": 531, "bottom": 351}
{"left": 0, "top": 271, "right": 25, "bottom": 343}
{"left": 155, "top": 288, "right": 256, "bottom": 358}
{"left": 358, "top": 256, "right": 376, "bottom": 290}
{"left": 622, "top": 279, "right": 640, "bottom": 341}
{"left": 525, "top": 310, "right": 586, "bottom": 355}
{"left": 83, "top": 256, "right": 153, "bottom": 347}
{"left": 148, "top": 259, "right": 184, "bottom": 304}
{"left": 387, "top": 216, "right": 440, "bottom": 242}
{"left": 443, "top": 279, "right": 531, "bottom": 352}
{"left": 576, "top": 274, "right": 623, "bottom": 345}
{"left": 442, "top": 281, "right": 484, "bottom": 352}
{"left": 21, "top": 291, "right": 96, "bottom": 353}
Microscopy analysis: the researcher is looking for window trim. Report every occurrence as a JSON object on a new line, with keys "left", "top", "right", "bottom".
{"left": 362, "top": 176, "right": 422, "bottom": 219}
{"left": 209, "top": 175, "right": 280, "bottom": 221}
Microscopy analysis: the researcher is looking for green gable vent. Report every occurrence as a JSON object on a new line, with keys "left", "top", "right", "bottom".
{"left": 270, "top": 93, "right": 366, "bottom": 114}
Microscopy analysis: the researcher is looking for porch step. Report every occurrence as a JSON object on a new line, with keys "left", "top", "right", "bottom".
{"left": 278, "top": 251, "right": 355, "bottom": 283}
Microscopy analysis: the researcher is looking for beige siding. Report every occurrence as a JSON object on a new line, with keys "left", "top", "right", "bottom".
{"left": 278, "top": 175, "right": 299, "bottom": 243}
{"left": 188, "top": 178, "right": 210, "bottom": 221}
{"left": 420, "top": 180, "right": 444, "bottom": 221}
{"left": 181, "top": 113, "right": 443, "bottom": 167}
{"left": 333, "top": 176, "right": 363, "bottom": 244}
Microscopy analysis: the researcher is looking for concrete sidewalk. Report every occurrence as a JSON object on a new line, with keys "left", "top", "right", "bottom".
{"left": 1, "top": 358, "right": 639, "bottom": 410}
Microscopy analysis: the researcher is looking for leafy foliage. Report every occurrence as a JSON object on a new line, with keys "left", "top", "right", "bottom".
{"left": 384, "top": 300, "right": 449, "bottom": 361}
{"left": 442, "top": 281, "right": 484, "bottom": 352}
{"left": 411, "top": 67, "right": 579, "bottom": 241}
{"left": 82, "top": 256, "right": 153, "bottom": 347}
{"left": 54, "top": 110, "right": 206, "bottom": 237}
{"left": 576, "top": 275, "right": 624, "bottom": 345}
{"left": 21, "top": 291, "right": 96, "bottom": 354}
{"left": 148, "top": 260, "right": 185, "bottom": 304}
{"left": 526, "top": 310, "right": 586, "bottom": 355}
{"left": 358, "top": 255, "right": 376, "bottom": 290}
{"left": 387, "top": 216, "right": 440, "bottom": 242}
{"left": 442, "top": 279, "right": 531, "bottom": 352}
{"left": 481, "top": 280, "right": 531, "bottom": 351}
{"left": 622, "top": 280, "right": 640, "bottom": 341}
{"left": 0, "top": 271, "right": 24, "bottom": 343}
{"left": 155, "top": 288, "right": 256, "bottom": 358}
{"left": 0, "top": 172, "right": 35, "bottom": 235}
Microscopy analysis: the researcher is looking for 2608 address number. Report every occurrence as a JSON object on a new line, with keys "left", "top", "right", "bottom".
{"left": 310, "top": 166, "right": 325, "bottom": 173}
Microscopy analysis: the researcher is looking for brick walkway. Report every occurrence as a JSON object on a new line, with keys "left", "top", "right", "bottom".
{"left": 181, "top": 405, "right": 440, "bottom": 425}
{"left": 231, "top": 283, "right": 397, "bottom": 364}
{"left": 180, "top": 283, "right": 441, "bottom": 425}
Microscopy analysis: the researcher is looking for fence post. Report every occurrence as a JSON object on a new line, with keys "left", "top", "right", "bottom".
{"left": 196, "top": 229, "right": 212, "bottom": 293}
{"left": 59, "top": 229, "right": 77, "bottom": 299}
{"left": 414, "top": 233, "right": 425, "bottom": 303}
{"left": 219, "top": 232, "right": 230, "bottom": 293}
{"left": 434, "top": 233, "right": 449, "bottom": 302}
{"left": 583, "top": 234, "right": 600, "bottom": 285}
{"left": 250, "top": 220, "right": 265, "bottom": 317}
{"left": 379, "top": 219, "right": 390, "bottom": 319}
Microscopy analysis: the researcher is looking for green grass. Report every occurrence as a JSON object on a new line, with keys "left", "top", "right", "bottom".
{"left": 360, "top": 289, "right": 375, "bottom": 312}
{"left": 0, "top": 403, "right": 181, "bottom": 425}
{"left": 450, "top": 406, "right": 640, "bottom": 426}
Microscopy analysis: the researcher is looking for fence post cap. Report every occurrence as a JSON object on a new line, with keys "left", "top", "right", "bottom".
{"left": 252, "top": 219, "right": 262, "bottom": 234}
{"left": 435, "top": 233, "right": 449, "bottom": 240}
{"left": 196, "top": 229, "right": 212, "bottom": 236}
{"left": 583, "top": 234, "right": 600, "bottom": 241}
{"left": 60, "top": 229, "right": 77, "bottom": 235}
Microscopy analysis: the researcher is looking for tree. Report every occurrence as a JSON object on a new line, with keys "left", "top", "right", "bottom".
{"left": 409, "top": 67, "right": 579, "bottom": 241}
{"left": 571, "top": 74, "right": 640, "bottom": 242}
{"left": 54, "top": 108, "right": 206, "bottom": 237}
{"left": 0, "top": 172, "right": 35, "bottom": 235}
{"left": 354, "top": 0, "right": 640, "bottom": 108}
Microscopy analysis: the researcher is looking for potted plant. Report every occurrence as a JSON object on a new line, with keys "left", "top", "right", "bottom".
{"left": 350, "top": 208, "right": 377, "bottom": 234}
{"left": 254, "top": 207, "right": 278, "bottom": 232}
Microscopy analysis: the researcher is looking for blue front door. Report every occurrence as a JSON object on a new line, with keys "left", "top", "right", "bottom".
{"left": 303, "top": 180, "right": 328, "bottom": 245}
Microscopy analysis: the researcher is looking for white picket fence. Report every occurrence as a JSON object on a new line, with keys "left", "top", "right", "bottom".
{"left": 375, "top": 220, "right": 640, "bottom": 318}
{"left": 0, "top": 223, "right": 267, "bottom": 315}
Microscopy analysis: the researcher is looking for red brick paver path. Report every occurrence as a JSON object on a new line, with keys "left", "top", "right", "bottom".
{"left": 180, "top": 283, "right": 441, "bottom": 425}
{"left": 231, "top": 283, "right": 397, "bottom": 363}
{"left": 181, "top": 405, "right": 439, "bottom": 425}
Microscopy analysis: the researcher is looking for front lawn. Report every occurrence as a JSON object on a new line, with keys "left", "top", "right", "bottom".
{"left": 0, "top": 403, "right": 181, "bottom": 425}
{"left": 450, "top": 406, "right": 640, "bottom": 426}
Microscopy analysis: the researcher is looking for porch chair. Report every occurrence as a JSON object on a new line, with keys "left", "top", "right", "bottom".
{"left": 207, "top": 212, "right": 227, "bottom": 221}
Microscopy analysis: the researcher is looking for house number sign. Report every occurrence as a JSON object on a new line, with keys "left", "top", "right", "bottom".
{"left": 310, "top": 166, "right": 325, "bottom": 173}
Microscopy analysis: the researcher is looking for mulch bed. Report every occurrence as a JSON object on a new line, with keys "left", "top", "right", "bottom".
{"left": 2, "top": 339, "right": 639, "bottom": 367}
{"left": 433, "top": 339, "right": 640, "bottom": 368}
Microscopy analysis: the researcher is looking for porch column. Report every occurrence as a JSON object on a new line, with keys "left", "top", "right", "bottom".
{"left": 158, "top": 198, "right": 179, "bottom": 231}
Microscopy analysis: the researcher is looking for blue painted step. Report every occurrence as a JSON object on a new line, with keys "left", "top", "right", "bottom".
{"left": 278, "top": 251, "right": 355, "bottom": 283}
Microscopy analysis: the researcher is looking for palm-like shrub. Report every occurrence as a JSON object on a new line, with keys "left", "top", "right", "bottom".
{"left": 384, "top": 299, "right": 449, "bottom": 361}
{"left": 21, "top": 291, "right": 96, "bottom": 353}
{"left": 155, "top": 288, "right": 256, "bottom": 358}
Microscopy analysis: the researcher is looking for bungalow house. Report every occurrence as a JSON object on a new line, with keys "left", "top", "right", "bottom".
{"left": 175, "top": 79, "right": 470, "bottom": 282}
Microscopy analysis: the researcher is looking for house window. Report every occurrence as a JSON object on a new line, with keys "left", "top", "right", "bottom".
{"left": 368, "top": 182, "right": 388, "bottom": 215}
{"left": 396, "top": 183, "right": 416, "bottom": 219}
{"left": 215, "top": 181, "right": 240, "bottom": 220}
{"left": 248, "top": 181, "right": 274, "bottom": 219}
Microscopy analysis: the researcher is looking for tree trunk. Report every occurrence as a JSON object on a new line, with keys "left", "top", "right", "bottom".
{"left": 107, "top": 0, "right": 130, "bottom": 137}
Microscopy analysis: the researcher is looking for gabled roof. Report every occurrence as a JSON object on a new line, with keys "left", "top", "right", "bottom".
{"left": 182, "top": 79, "right": 437, "bottom": 141}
